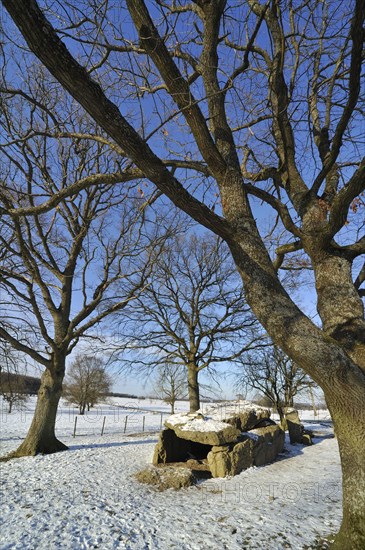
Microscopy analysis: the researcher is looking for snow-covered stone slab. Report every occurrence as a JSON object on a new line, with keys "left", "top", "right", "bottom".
{"left": 199, "top": 400, "right": 271, "bottom": 432}
{"left": 165, "top": 412, "right": 240, "bottom": 446}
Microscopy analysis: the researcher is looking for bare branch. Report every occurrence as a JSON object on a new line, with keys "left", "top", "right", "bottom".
{"left": 273, "top": 240, "right": 303, "bottom": 272}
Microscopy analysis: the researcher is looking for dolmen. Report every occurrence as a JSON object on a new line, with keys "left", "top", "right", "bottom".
{"left": 153, "top": 400, "right": 285, "bottom": 478}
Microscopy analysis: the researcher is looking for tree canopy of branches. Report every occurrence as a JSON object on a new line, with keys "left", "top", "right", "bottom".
{"left": 64, "top": 355, "right": 111, "bottom": 415}
{"left": 239, "top": 345, "right": 316, "bottom": 426}
{"left": 0, "top": 91, "right": 164, "bottom": 456}
{"left": 119, "top": 233, "right": 263, "bottom": 412}
{"left": 1, "top": 0, "right": 365, "bottom": 546}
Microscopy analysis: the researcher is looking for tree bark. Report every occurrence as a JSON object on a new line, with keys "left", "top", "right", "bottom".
{"left": 328, "top": 389, "right": 365, "bottom": 549}
{"left": 170, "top": 380, "right": 176, "bottom": 414}
{"left": 8, "top": 354, "right": 68, "bottom": 457}
{"left": 277, "top": 406, "right": 286, "bottom": 430}
{"left": 187, "top": 364, "right": 200, "bottom": 413}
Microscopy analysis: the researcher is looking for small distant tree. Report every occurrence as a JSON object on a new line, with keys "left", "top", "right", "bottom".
{"left": 155, "top": 363, "right": 187, "bottom": 414}
{"left": 0, "top": 375, "right": 28, "bottom": 414}
{"left": 65, "top": 355, "right": 112, "bottom": 415}
{"left": 239, "top": 346, "right": 316, "bottom": 427}
{"left": 0, "top": 340, "right": 29, "bottom": 413}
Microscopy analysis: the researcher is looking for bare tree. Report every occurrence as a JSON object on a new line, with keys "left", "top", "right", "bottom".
{"left": 64, "top": 355, "right": 111, "bottom": 415}
{"left": 0, "top": 92, "right": 162, "bottom": 456}
{"left": 239, "top": 346, "right": 316, "bottom": 427}
{"left": 118, "top": 233, "right": 263, "bottom": 412}
{"left": 154, "top": 363, "right": 187, "bottom": 414}
{"left": 0, "top": 340, "right": 29, "bottom": 413}
{"left": 0, "top": 375, "right": 28, "bottom": 414}
{"left": 2, "top": 0, "right": 365, "bottom": 545}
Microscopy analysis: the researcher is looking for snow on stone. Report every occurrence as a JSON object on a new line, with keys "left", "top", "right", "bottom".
{"left": 165, "top": 400, "right": 270, "bottom": 432}
{"left": 200, "top": 400, "right": 270, "bottom": 422}
{"left": 166, "top": 412, "right": 230, "bottom": 433}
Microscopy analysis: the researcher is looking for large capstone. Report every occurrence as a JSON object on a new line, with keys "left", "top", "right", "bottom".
{"left": 165, "top": 412, "right": 240, "bottom": 446}
{"left": 201, "top": 401, "right": 271, "bottom": 432}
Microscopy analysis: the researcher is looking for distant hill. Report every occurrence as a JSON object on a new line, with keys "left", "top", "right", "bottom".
{"left": 0, "top": 372, "right": 41, "bottom": 395}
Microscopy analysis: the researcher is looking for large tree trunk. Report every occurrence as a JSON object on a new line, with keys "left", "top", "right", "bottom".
{"left": 308, "top": 250, "right": 365, "bottom": 548}
{"left": 327, "top": 390, "right": 365, "bottom": 549}
{"left": 8, "top": 354, "right": 68, "bottom": 457}
{"left": 187, "top": 364, "right": 200, "bottom": 413}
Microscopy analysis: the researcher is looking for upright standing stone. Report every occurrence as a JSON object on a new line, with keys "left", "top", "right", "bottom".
{"left": 285, "top": 408, "right": 312, "bottom": 445}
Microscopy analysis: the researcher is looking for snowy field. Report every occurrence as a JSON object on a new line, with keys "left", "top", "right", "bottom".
{"left": 0, "top": 397, "right": 341, "bottom": 549}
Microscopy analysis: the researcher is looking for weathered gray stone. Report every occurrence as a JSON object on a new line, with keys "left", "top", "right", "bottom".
{"left": 285, "top": 409, "right": 313, "bottom": 445}
{"left": 227, "top": 408, "right": 271, "bottom": 432}
{"left": 285, "top": 409, "right": 303, "bottom": 444}
{"left": 153, "top": 428, "right": 189, "bottom": 465}
{"left": 210, "top": 445, "right": 228, "bottom": 453}
{"left": 230, "top": 437, "right": 254, "bottom": 475}
{"left": 248, "top": 425, "right": 285, "bottom": 466}
{"left": 207, "top": 436, "right": 254, "bottom": 478}
{"left": 173, "top": 425, "right": 240, "bottom": 446}
{"left": 135, "top": 465, "right": 195, "bottom": 491}
{"left": 207, "top": 448, "right": 231, "bottom": 478}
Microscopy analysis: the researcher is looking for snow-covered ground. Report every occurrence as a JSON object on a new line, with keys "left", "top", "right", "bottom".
{"left": 0, "top": 397, "right": 341, "bottom": 549}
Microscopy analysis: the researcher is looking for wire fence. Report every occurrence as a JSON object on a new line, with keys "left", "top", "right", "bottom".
{"left": 71, "top": 410, "right": 170, "bottom": 438}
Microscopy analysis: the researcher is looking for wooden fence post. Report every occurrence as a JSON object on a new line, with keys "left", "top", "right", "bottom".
{"left": 73, "top": 416, "right": 77, "bottom": 438}
{"left": 124, "top": 415, "right": 128, "bottom": 433}
{"left": 101, "top": 416, "right": 106, "bottom": 436}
